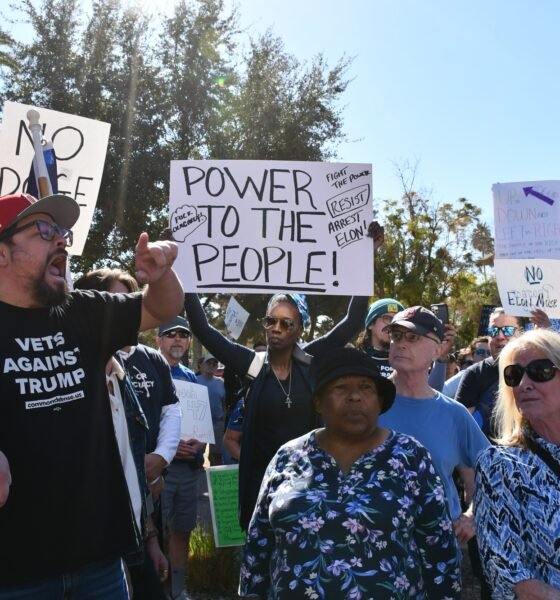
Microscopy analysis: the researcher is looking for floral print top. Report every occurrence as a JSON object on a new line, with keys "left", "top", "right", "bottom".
{"left": 239, "top": 430, "right": 461, "bottom": 600}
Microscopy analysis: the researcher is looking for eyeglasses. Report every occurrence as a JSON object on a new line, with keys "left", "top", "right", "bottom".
{"left": 378, "top": 314, "right": 394, "bottom": 325}
{"left": 474, "top": 348, "right": 491, "bottom": 357}
{"left": 163, "top": 330, "right": 190, "bottom": 339}
{"left": 0, "top": 219, "right": 73, "bottom": 246}
{"left": 262, "top": 316, "right": 296, "bottom": 331}
{"left": 487, "top": 326, "right": 518, "bottom": 338}
{"left": 503, "top": 359, "right": 559, "bottom": 387}
{"left": 389, "top": 329, "right": 439, "bottom": 344}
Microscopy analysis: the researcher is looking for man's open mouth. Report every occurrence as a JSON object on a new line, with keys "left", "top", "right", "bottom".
{"left": 47, "top": 252, "right": 68, "bottom": 278}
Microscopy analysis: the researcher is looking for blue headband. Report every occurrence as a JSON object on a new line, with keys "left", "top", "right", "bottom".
{"left": 288, "top": 293, "right": 310, "bottom": 329}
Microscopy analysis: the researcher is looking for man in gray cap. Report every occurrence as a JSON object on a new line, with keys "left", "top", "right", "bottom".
{"left": 0, "top": 193, "right": 183, "bottom": 597}
{"left": 378, "top": 306, "right": 490, "bottom": 546}
{"left": 156, "top": 317, "right": 203, "bottom": 600}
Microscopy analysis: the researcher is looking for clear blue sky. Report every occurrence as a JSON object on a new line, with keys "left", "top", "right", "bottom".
{"left": 226, "top": 0, "right": 560, "bottom": 224}
{"left": 7, "top": 0, "right": 560, "bottom": 226}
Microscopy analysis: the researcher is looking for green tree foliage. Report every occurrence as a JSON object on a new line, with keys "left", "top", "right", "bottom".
{"left": 0, "top": 0, "right": 350, "bottom": 275}
{"left": 374, "top": 161, "right": 498, "bottom": 346}
{"left": 0, "top": 0, "right": 357, "bottom": 336}
{"left": 214, "top": 31, "right": 350, "bottom": 161}
{"left": 0, "top": 29, "right": 17, "bottom": 70}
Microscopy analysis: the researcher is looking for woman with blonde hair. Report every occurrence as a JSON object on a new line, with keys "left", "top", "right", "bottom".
{"left": 474, "top": 328, "right": 560, "bottom": 599}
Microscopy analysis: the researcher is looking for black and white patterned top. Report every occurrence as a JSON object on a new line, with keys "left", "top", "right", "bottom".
{"left": 474, "top": 432, "right": 560, "bottom": 599}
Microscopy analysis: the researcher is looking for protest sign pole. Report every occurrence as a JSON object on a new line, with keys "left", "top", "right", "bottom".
{"left": 26, "top": 109, "right": 52, "bottom": 198}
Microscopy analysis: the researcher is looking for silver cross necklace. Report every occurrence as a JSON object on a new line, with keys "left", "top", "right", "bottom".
{"left": 272, "top": 364, "right": 293, "bottom": 408}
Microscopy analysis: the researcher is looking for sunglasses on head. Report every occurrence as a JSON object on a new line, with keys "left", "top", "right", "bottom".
{"left": 0, "top": 219, "right": 73, "bottom": 246}
{"left": 503, "top": 358, "right": 559, "bottom": 387}
{"left": 487, "top": 326, "right": 518, "bottom": 338}
{"left": 163, "top": 330, "right": 190, "bottom": 339}
{"left": 474, "top": 348, "right": 490, "bottom": 357}
{"left": 262, "top": 316, "right": 296, "bottom": 332}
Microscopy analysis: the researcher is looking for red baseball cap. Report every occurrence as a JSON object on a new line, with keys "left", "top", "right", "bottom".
{"left": 0, "top": 193, "right": 80, "bottom": 236}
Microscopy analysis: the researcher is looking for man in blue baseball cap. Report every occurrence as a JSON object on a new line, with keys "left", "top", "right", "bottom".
{"left": 356, "top": 297, "right": 404, "bottom": 378}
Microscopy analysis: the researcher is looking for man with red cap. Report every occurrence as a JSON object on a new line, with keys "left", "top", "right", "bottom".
{"left": 0, "top": 193, "right": 184, "bottom": 598}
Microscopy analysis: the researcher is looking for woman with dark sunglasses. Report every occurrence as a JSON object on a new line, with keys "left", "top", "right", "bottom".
{"left": 474, "top": 328, "right": 560, "bottom": 599}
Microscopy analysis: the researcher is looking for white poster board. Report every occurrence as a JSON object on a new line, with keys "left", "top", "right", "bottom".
{"left": 0, "top": 101, "right": 111, "bottom": 255}
{"left": 174, "top": 380, "right": 215, "bottom": 444}
{"left": 225, "top": 296, "right": 249, "bottom": 340}
{"left": 169, "top": 160, "right": 374, "bottom": 295}
{"left": 493, "top": 181, "right": 560, "bottom": 260}
{"left": 494, "top": 259, "right": 560, "bottom": 317}
{"left": 493, "top": 180, "right": 560, "bottom": 317}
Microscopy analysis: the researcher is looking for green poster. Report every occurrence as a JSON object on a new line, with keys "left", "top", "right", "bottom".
{"left": 206, "top": 465, "right": 246, "bottom": 547}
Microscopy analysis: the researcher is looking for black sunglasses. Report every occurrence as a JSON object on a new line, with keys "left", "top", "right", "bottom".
{"left": 163, "top": 330, "right": 190, "bottom": 339}
{"left": 261, "top": 316, "right": 296, "bottom": 332}
{"left": 503, "top": 358, "right": 559, "bottom": 387}
{"left": 0, "top": 219, "right": 73, "bottom": 246}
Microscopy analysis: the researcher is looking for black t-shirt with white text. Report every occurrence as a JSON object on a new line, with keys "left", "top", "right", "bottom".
{"left": 0, "top": 290, "right": 143, "bottom": 585}
{"left": 121, "top": 344, "right": 178, "bottom": 453}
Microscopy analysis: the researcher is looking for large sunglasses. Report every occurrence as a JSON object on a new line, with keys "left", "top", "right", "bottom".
{"left": 474, "top": 348, "right": 490, "bottom": 357}
{"left": 163, "top": 330, "right": 190, "bottom": 339}
{"left": 487, "top": 326, "right": 518, "bottom": 338}
{"left": 503, "top": 358, "right": 559, "bottom": 387}
{"left": 0, "top": 219, "right": 73, "bottom": 247}
{"left": 261, "top": 316, "right": 296, "bottom": 332}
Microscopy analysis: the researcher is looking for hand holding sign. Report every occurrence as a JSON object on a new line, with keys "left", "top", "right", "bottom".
{"left": 135, "top": 232, "right": 178, "bottom": 285}
{"left": 367, "top": 220, "right": 385, "bottom": 252}
{"left": 529, "top": 308, "right": 552, "bottom": 329}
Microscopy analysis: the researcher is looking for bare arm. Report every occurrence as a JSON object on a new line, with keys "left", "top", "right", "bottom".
{"left": 0, "top": 451, "right": 11, "bottom": 507}
{"left": 514, "top": 580, "right": 560, "bottom": 599}
{"left": 223, "top": 428, "right": 242, "bottom": 461}
{"left": 135, "top": 233, "right": 184, "bottom": 331}
{"left": 454, "top": 465, "right": 476, "bottom": 544}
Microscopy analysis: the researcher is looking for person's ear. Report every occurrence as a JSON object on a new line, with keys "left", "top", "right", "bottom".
{"left": 0, "top": 241, "right": 11, "bottom": 267}
{"left": 313, "top": 394, "right": 323, "bottom": 415}
{"left": 433, "top": 340, "right": 443, "bottom": 362}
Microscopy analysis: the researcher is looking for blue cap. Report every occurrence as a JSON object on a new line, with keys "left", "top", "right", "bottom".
{"left": 365, "top": 298, "right": 404, "bottom": 329}
{"left": 158, "top": 316, "right": 190, "bottom": 336}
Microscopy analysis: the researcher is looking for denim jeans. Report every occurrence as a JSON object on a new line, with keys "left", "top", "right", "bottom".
{"left": 0, "top": 558, "right": 128, "bottom": 599}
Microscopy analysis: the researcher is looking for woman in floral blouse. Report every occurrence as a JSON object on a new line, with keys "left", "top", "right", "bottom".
{"left": 239, "top": 348, "right": 461, "bottom": 600}
{"left": 474, "top": 329, "right": 560, "bottom": 599}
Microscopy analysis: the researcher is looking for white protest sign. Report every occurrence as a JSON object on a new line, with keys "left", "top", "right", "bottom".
{"left": 169, "top": 160, "right": 374, "bottom": 295}
{"left": 225, "top": 296, "right": 249, "bottom": 339}
{"left": 494, "top": 259, "right": 560, "bottom": 317}
{"left": 493, "top": 181, "right": 560, "bottom": 260}
{"left": 174, "top": 380, "right": 215, "bottom": 444}
{"left": 0, "top": 101, "right": 111, "bottom": 255}
{"left": 493, "top": 180, "right": 560, "bottom": 318}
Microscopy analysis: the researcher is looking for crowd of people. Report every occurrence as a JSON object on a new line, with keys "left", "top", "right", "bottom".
{"left": 0, "top": 191, "right": 559, "bottom": 600}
